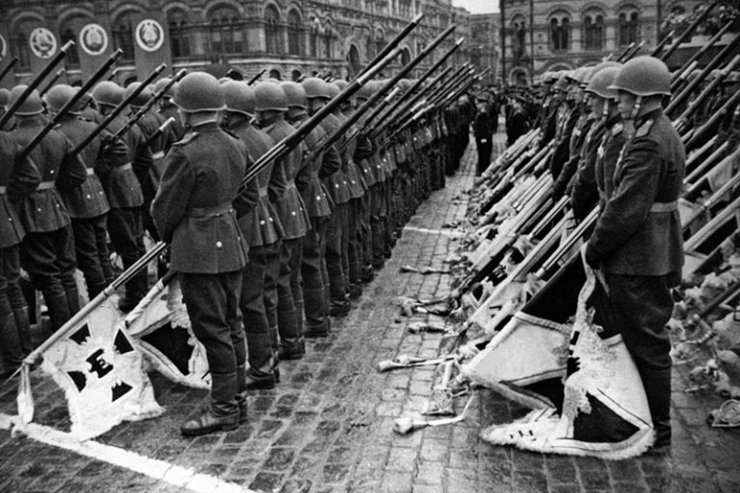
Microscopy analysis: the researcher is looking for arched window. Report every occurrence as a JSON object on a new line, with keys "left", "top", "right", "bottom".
{"left": 59, "top": 18, "right": 82, "bottom": 67}
{"left": 310, "top": 24, "right": 319, "bottom": 58}
{"left": 209, "top": 6, "right": 244, "bottom": 55}
{"left": 400, "top": 47, "right": 411, "bottom": 66}
{"left": 11, "top": 25, "right": 31, "bottom": 71}
{"left": 287, "top": 9, "right": 303, "bottom": 56}
{"left": 375, "top": 29, "right": 385, "bottom": 57}
{"left": 112, "top": 11, "right": 136, "bottom": 62}
{"left": 583, "top": 13, "right": 604, "bottom": 50}
{"left": 618, "top": 10, "right": 639, "bottom": 46}
{"left": 265, "top": 5, "right": 282, "bottom": 55}
{"left": 322, "top": 24, "right": 333, "bottom": 59}
{"left": 168, "top": 9, "right": 190, "bottom": 58}
{"left": 549, "top": 15, "right": 570, "bottom": 52}
{"left": 511, "top": 17, "right": 526, "bottom": 60}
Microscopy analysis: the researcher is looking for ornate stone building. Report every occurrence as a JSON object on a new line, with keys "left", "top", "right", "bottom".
{"left": 499, "top": 0, "right": 736, "bottom": 85}
{"left": 470, "top": 13, "right": 499, "bottom": 86}
{"left": 0, "top": 0, "right": 470, "bottom": 87}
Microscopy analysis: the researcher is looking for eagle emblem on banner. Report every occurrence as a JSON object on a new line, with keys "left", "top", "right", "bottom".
{"left": 29, "top": 27, "right": 57, "bottom": 59}
{"left": 79, "top": 24, "right": 108, "bottom": 56}
{"left": 135, "top": 19, "right": 164, "bottom": 52}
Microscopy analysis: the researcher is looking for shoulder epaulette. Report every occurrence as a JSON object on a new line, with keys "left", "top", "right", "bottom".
{"left": 634, "top": 119, "right": 653, "bottom": 138}
{"left": 173, "top": 131, "right": 199, "bottom": 146}
{"left": 612, "top": 122, "right": 624, "bottom": 135}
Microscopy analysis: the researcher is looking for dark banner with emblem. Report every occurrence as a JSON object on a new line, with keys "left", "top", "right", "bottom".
{"left": 132, "top": 12, "right": 172, "bottom": 83}
{"left": 75, "top": 19, "right": 114, "bottom": 84}
{"left": 27, "top": 22, "right": 60, "bottom": 88}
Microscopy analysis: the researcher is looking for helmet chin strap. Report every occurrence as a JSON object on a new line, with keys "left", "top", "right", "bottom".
{"left": 602, "top": 99, "right": 610, "bottom": 120}
{"left": 630, "top": 95, "right": 642, "bottom": 121}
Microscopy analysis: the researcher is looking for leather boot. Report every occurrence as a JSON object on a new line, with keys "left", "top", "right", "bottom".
{"left": 181, "top": 372, "right": 238, "bottom": 436}
{"left": 0, "top": 313, "right": 23, "bottom": 378}
{"left": 303, "top": 288, "right": 328, "bottom": 337}
{"left": 13, "top": 307, "right": 32, "bottom": 354}
{"left": 235, "top": 365, "right": 248, "bottom": 424}
{"left": 246, "top": 333, "right": 278, "bottom": 390}
{"left": 643, "top": 367, "right": 672, "bottom": 448}
{"left": 329, "top": 298, "right": 350, "bottom": 318}
{"left": 43, "top": 292, "right": 71, "bottom": 333}
{"left": 279, "top": 336, "right": 305, "bottom": 360}
{"left": 348, "top": 283, "right": 362, "bottom": 300}
{"left": 66, "top": 288, "right": 81, "bottom": 317}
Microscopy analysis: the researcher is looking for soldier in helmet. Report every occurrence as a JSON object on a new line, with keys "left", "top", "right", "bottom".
{"left": 151, "top": 72, "right": 248, "bottom": 435}
{"left": 282, "top": 80, "right": 336, "bottom": 339}
{"left": 0, "top": 88, "right": 11, "bottom": 128}
{"left": 303, "top": 77, "right": 352, "bottom": 317}
{"left": 253, "top": 82, "right": 311, "bottom": 367}
{"left": 9, "top": 85, "right": 87, "bottom": 335}
{"left": 584, "top": 56, "right": 684, "bottom": 450}
{"left": 91, "top": 81, "right": 149, "bottom": 312}
{"left": 154, "top": 77, "right": 186, "bottom": 141}
{"left": 0, "top": 123, "right": 40, "bottom": 377}
{"left": 220, "top": 80, "right": 286, "bottom": 391}
{"left": 44, "top": 84, "right": 125, "bottom": 298}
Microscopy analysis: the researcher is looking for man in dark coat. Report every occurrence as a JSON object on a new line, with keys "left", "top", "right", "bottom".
{"left": 151, "top": 72, "right": 248, "bottom": 436}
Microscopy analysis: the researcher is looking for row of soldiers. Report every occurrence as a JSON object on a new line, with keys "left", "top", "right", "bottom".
{"left": 490, "top": 54, "right": 740, "bottom": 450}
{"left": 0, "top": 67, "right": 475, "bottom": 435}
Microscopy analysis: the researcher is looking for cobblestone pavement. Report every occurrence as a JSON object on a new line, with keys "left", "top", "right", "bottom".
{"left": 1, "top": 133, "right": 740, "bottom": 493}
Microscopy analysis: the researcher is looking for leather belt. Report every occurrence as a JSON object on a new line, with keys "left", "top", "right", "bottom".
{"left": 113, "top": 163, "right": 133, "bottom": 174}
{"left": 37, "top": 181, "right": 55, "bottom": 191}
{"left": 0, "top": 186, "right": 6, "bottom": 195}
{"left": 186, "top": 202, "right": 233, "bottom": 218}
{"left": 152, "top": 151, "right": 165, "bottom": 160}
{"left": 86, "top": 167, "right": 96, "bottom": 176}
{"left": 258, "top": 186, "right": 269, "bottom": 198}
{"left": 650, "top": 201, "right": 678, "bottom": 213}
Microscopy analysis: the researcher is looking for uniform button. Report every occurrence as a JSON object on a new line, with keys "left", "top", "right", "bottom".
{"left": 316, "top": 196, "right": 321, "bottom": 200}
{"left": 260, "top": 220, "right": 266, "bottom": 225}
{"left": 86, "top": 194, "right": 91, "bottom": 199}
{"left": 291, "top": 211, "right": 296, "bottom": 216}
{"left": 50, "top": 170, "right": 55, "bottom": 174}
{"left": 351, "top": 180, "right": 356, "bottom": 184}
{"left": 37, "top": 208, "right": 42, "bottom": 212}
{"left": 269, "top": 217, "right": 274, "bottom": 222}
{"left": 335, "top": 184, "right": 339, "bottom": 188}
{"left": 216, "top": 241, "right": 223, "bottom": 248}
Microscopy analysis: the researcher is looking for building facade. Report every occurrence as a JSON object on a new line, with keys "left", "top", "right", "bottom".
{"left": 499, "top": 0, "right": 735, "bottom": 85}
{"left": 470, "top": 12, "right": 499, "bottom": 87}
{"left": 0, "top": 0, "right": 470, "bottom": 87}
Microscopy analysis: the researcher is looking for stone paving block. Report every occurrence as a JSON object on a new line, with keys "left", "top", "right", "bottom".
{"left": 511, "top": 469, "right": 549, "bottom": 493}
{"left": 419, "top": 438, "right": 449, "bottom": 462}
{"left": 414, "top": 460, "right": 444, "bottom": 485}
{"left": 381, "top": 471, "right": 415, "bottom": 492}
{"left": 386, "top": 446, "right": 418, "bottom": 472}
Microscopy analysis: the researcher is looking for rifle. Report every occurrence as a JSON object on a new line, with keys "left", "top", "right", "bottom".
{"left": 304, "top": 29, "right": 458, "bottom": 165}
{"left": 39, "top": 67, "right": 66, "bottom": 97}
{"left": 666, "top": 33, "right": 740, "bottom": 115}
{"left": 616, "top": 42, "right": 636, "bottom": 62}
{"left": 145, "top": 116, "right": 176, "bottom": 148}
{"left": 247, "top": 69, "right": 266, "bottom": 86}
{"left": 239, "top": 47, "right": 402, "bottom": 191}
{"left": 107, "top": 67, "right": 120, "bottom": 81}
{"left": 623, "top": 41, "right": 646, "bottom": 61}
{"left": 0, "top": 57, "right": 18, "bottom": 83}
{"left": 104, "top": 69, "right": 187, "bottom": 149}
{"left": 684, "top": 85, "right": 740, "bottom": 151}
{"left": 673, "top": 55, "right": 740, "bottom": 133}
{"left": 354, "top": 12, "right": 424, "bottom": 81}
{"left": 648, "top": 32, "right": 674, "bottom": 58}
{"left": 17, "top": 49, "right": 123, "bottom": 162}
{"left": 670, "top": 60, "right": 698, "bottom": 93}
{"left": 672, "top": 20, "right": 734, "bottom": 84}
{"left": 657, "top": 2, "right": 717, "bottom": 61}
{"left": 70, "top": 64, "right": 166, "bottom": 157}
{"left": 0, "top": 40, "right": 74, "bottom": 129}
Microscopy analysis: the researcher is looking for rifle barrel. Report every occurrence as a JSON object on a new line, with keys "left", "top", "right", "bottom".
{"left": 0, "top": 40, "right": 74, "bottom": 129}
{"left": 354, "top": 12, "right": 424, "bottom": 81}
{"left": 658, "top": 2, "right": 717, "bottom": 61}
{"left": 0, "top": 57, "right": 19, "bottom": 82}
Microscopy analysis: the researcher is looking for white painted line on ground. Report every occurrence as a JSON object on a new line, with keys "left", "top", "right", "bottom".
{"left": 0, "top": 413, "right": 256, "bottom": 493}
{"left": 403, "top": 225, "right": 465, "bottom": 238}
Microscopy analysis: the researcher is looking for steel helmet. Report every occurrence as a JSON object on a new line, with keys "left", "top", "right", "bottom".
{"left": 280, "top": 81, "right": 307, "bottom": 109}
{"left": 222, "top": 80, "right": 255, "bottom": 116}
{"left": 722, "top": 71, "right": 740, "bottom": 85}
{"left": 173, "top": 72, "right": 225, "bottom": 112}
{"left": 124, "top": 82, "right": 153, "bottom": 107}
{"left": 609, "top": 56, "right": 671, "bottom": 97}
{"left": 0, "top": 88, "right": 10, "bottom": 107}
{"left": 44, "top": 84, "right": 79, "bottom": 113}
{"left": 154, "top": 77, "right": 175, "bottom": 98}
{"left": 333, "top": 79, "right": 348, "bottom": 91}
{"left": 8, "top": 85, "right": 44, "bottom": 115}
{"left": 397, "top": 78, "right": 413, "bottom": 92}
{"left": 581, "top": 62, "right": 621, "bottom": 88}
{"left": 586, "top": 66, "right": 621, "bottom": 100}
{"left": 356, "top": 80, "right": 380, "bottom": 101}
{"left": 254, "top": 81, "right": 288, "bottom": 112}
{"left": 326, "top": 82, "right": 340, "bottom": 99}
{"left": 92, "top": 81, "right": 124, "bottom": 107}
{"left": 301, "top": 77, "right": 330, "bottom": 100}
